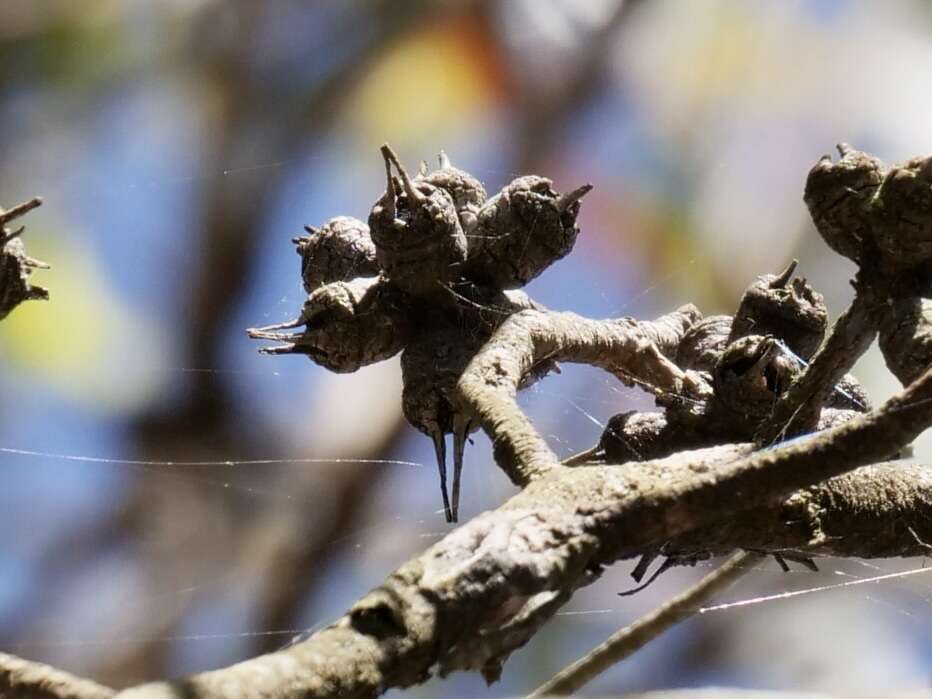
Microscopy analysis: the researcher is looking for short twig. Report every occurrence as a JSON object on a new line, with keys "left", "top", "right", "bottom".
{"left": 526, "top": 551, "right": 762, "bottom": 697}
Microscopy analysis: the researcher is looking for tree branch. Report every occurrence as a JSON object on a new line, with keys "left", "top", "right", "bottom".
{"left": 112, "top": 364, "right": 932, "bottom": 699}
{"left": 0, "top": 652, "right": 114, "bottom": 699}
{"left": 527, "top": 551, "right": 762, "bottom": 698}
{"left": 456, "top": 306, "right": 703, "bottom": 485}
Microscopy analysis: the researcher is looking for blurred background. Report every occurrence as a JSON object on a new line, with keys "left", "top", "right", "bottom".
{"left": 2, "top": 0, "right": 932, "bottom": 696}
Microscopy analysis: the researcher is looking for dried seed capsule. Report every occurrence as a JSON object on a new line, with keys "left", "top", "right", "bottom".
{"left": 401, "top": 323, "right": 481, "bottom": 522}
{"left": 600, "top": 411, "right": 666, "bottom": 463}
{"left": 417, "top": 151, "right": 487, "bottom": 233}
{"left": 247, "top": 277, "right": 408, "bottom": 373}
{"left": 729, "top": 260, "right": 828, "bottom": 360}
{"left": 827, "top": 373, "right": 871, "bottom": 412}
{"left": 0, "top": 197, "right": 48, "bottom": 320}
{"left": 804, "top": 144, "right": 884, "bottom": 263}
{"left": 293, "top": 216, "right": 379, "bottom": 293}
{"left": 871, "top": 155, "right": 932, "bottom": 267}
{"left": 368, "top": 145, "right": 467, "bottom": 297}
{"left": 878, "top": 296, "right": 932, "bottom": 386}
{"left": 0, "top": 237, "right": 49, "bottom": 320}
{"left": 675, "top": 315, "right": 732, "bottom": 372}
{"left": 713, "top": 335, "right": 800, "bottom": 425}
{"left": 598, "top": 410, "right": 718, "bottom": 463}
{"left": 464, "top": 176, "right": 592, "bottom": 289}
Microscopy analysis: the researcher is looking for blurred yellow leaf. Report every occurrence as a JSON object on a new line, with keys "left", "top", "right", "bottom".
{"left": 346, "top": 17, "right": 502, "bottom": 148}
{"left": 0, "top": 228, "right": 169, "bottom": 412}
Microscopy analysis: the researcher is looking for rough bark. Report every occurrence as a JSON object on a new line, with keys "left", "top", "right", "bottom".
{"left": 0, "top": 652, "right": 113, "bottom": 699}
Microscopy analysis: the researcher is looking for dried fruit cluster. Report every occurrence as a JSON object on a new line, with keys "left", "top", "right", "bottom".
{"left": 249, "top": 146, "right": 592, "bottom": 521}
{"left": 249, "top": 143, "right": 929, "bottom": 539}
{"left": 596, "top": 260, "right": 869, "bottom": 467}
{"left": 805, "top": 144, "right": 932, "bottom": 387}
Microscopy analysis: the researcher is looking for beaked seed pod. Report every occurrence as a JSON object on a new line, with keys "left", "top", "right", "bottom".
{"left": 368, "top": 145, "right": 467, "bottom": 297}
{"left": 293, "top": 216, "right": 379, "bottom": 293}
{"left": 878, "top": 296, "right": 932, "bottom": 386}
{"left": 401, "top": 324, "right": 482, "bottom": 522}
{"left": 675, "top": 314, "right": 733, "bottom": 372}
{"left": 247, "top": 277, "right": 408, "bottom": 373}
{"left": 729, "top": 260, "right": 828, "bottom": 360}
{"left": 713, "top": 335, "right": 800, "bottom": 424}
{"left": 804, "top": 144, "right": 884, "bottom": 263}
{"left": 464, "top": 176, "right": 592, "bottom": 289}
{"left": 871, "top": 155, "right": 932, "bottom": 267}
{"left": 0, "top": 197, "right": 47, "bottom": 320}
{"left": 417, "top": 151, "right": 487, "bottom": 233}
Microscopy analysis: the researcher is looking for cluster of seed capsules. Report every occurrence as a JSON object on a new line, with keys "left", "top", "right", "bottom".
{"left": 805, "top": 144, "right": 932, "bottom": 387}
{"left": 249, "top": 145, "right": 591, "bottom": 522}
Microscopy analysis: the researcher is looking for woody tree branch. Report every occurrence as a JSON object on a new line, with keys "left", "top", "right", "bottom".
{"left": 113, "top": 362, "right": 932, "bottom": 699}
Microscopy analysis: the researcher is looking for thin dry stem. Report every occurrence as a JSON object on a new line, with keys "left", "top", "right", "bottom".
{"left": 527, "top": 551, "right": 763, "bottom": 698}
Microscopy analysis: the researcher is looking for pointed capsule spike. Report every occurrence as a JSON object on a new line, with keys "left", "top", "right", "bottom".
{"left": 777, "top": 553, "right": 819, "bottom": 572}
{"left": 380, "top": 143, "right": 423, "bottom": 205}
{"left": 380, "top": 148, "right": 397, "bottom": 218}
{"left": 23, "top": 254, "right": 50, "bottom": 270}
{"left": 554, "top": 183, "right": 593, "bottom": 212}
{"left": 259, "top": 344, "right": 297, "bottom": 355}
{"left": 303, "top": 224, "right": 320, "bottom": 235}
{"left": 247, "top": 329, "right": 304, "bottom": 343}
{"left": 0, "top": 226, "right": 24, "bottom": 246}
{"left": 770, "top": 259, "right": 799, "bottom": 288}
{"left": 451, "top": 415, "right": 470, "bottom": 522}
{"left": 630, "top": 552, "right": 658, "bottom": 583}
{"left": 438, "top": 150, "right": 451, "bottom": 169}
{"left": 0, "top": 197, "right": 42, "bottom": 227}
{"left": 561, "top": 444, "right": 602, "bottom": 466}
{"left": 836, "top": 142, "right": 853, "bottom": 157}
{"left": 418, "top": 160, "right": 429, "bottom": 177}
{"left": 798, "top": 557, "right": 819, "bottom": 572}
{"left": 618, "top": 558, "right": 678, "bottom": 596}
{"left": 429, "top": 430, "right": 453, "bottom": 522}
{"left": 247, "top": 317, "right": 305, "bottom": 335}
